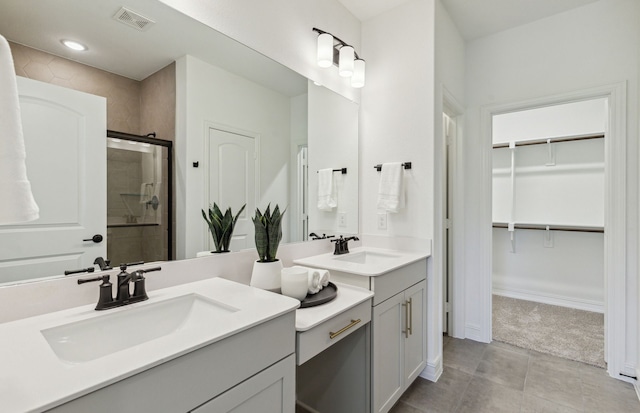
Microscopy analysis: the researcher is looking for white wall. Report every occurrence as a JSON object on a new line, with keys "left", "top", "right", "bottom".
{"left": 493, "top": 229, "right": 604, "bottom": 311}
{"left": 175, "top": 55, "right": 294, "bottom": 259}
{"left": 463, "top": 0, "right": 639, "bottom": 374}
{"left": 361, "top": 0, "right": 439, "bottom": 380}
{"left": 307, "top": 83, "right": 359, "bottom": 235}
{"left": 158, "top": 0, "right": 361, "bottom": 103}
{"left": 434, "top": 0, "right": 466, "bottom": 341}
{"left": 360, "top": 0, "right": 435, "bottom": 239}
{"left": 492, "top": 98, "right": 607, "bottom": 144}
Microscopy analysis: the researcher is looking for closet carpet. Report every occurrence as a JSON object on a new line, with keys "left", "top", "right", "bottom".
{"left": 492, "top": 295, "right": 605, "bottom": 368}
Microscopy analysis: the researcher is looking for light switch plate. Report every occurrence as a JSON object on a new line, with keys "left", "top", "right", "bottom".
{"left": 338, "top": 213, "right": 346, "bottom": 228}
{"left": 377, "top": 212, "right": 387, "bottom": 230}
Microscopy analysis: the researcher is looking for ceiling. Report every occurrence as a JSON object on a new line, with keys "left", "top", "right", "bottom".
{"left": 338, "top": 0, "right": 602, "bottom": 40}
{"left": 0, "top": 0, "right": 306, "bottom": 95}
{"left": 0, "top": 0, "right": 603, "bottom": 85}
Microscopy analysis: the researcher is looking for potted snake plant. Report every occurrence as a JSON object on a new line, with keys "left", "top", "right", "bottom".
{"left": 250, "top": 204, "right": 286, "bottom": 291}
{"left": 201, "top": 203, "right": 246, "bottom": 253}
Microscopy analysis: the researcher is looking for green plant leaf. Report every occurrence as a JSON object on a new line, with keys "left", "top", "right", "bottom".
{"left": 203, "top": 202, "right": 245, "bottom": 252}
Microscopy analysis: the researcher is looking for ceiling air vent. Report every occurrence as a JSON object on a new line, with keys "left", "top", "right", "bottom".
{"left": 113, "top": 7, "right": 155, "bottom": 31}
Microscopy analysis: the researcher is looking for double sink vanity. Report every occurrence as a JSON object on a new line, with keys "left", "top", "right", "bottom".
{"left": 0, "top": 245, "right": 428, "bottom": 413}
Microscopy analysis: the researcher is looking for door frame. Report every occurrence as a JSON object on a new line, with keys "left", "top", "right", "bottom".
{"left": 442, "top": 88, "right": 466, "bottom": 339}
{"left": 476, "top": 82, "right": 634, "bottom": 381}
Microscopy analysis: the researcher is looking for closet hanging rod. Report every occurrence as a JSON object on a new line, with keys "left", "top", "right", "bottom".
{"left": 492, "top": 133, "right": 604, "bottom": 149}
{"left": 316, "top": 168, "right": 347, "bottom": 174}
{"left": 492, "top": 222, "right": 604, "bottom": 233}
{"left": 374, "top": 162, "right": 412, "bottom": 171}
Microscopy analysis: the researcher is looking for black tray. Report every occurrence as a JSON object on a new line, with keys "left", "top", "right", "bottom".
{"left": 299, "top": 282, "right": 338, "bottom": 308}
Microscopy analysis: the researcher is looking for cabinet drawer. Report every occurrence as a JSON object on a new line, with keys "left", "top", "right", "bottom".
{"left": 296, "top": 299, "right": 371, "bottom": 365}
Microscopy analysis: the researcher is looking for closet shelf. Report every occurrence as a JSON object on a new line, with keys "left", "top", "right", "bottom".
{"left": 492, "top": 222, "right": 604, "bottom": 233}
{"left": 492, "top": 133, "right": 604, "bottom": 149}
{"left": 492, "top": 162, "right": 604, "bottom": 175}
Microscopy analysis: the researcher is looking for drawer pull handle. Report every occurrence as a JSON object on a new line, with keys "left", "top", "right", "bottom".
{"left": 408, "top": 297, "right": 413, "bottom": 336}
{"left": 402, "top": 298, "right": 413, "bottom": 337}
{"left": 329, "top": 319, "right": 361, "bottom": 340}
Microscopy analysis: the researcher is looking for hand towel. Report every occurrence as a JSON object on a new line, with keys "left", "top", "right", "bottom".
{"left": 317, "top": 168, "right": 337, "bottom": 211}
{"left": 0, "top": 35, "right": 39, "bottom": 224}
{"left": 376, "top": 162, "right": 405, "bottom": 213}
{"left": 317, "top": 269, "right": 330, "bottom": 287}
{"left": 308, "top": 270, "right": 322, "bottom": 294}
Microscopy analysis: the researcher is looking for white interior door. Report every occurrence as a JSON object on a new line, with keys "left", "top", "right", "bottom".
{"left": 207, "top": 127, "right": 256, "bottom": 251}
{"left": 0, "top": 77, "right": 106, "bottom": 283}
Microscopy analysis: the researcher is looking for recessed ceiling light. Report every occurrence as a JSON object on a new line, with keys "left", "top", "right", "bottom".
{"left": 110, "top": 138, "right": 121, "bottom": 143}
{"left": 61, "top": 39, "right": 87, "bottom": 51}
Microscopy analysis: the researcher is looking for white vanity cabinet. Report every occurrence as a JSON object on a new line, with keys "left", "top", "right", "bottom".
{"left": 48, "top": 313, "right": 296, "bottom": 413}
{"left": 295, "top": 251, "right": 428, "bottom": 413}
{"left": 372, "top": 279, "right": 426, "bottom": 413}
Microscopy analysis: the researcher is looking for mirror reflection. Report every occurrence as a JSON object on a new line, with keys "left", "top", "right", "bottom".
{"left": 0, "top": 0, "right": 359, "bottom": 285}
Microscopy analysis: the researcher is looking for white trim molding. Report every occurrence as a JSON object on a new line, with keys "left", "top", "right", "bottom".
{"left": 492, "top": 289, "right": 604, "bottom": 314}
{"left": 419, "top": 353, "right": 443, "bottom": 382}
{"left": 478, "top": 82, "right": 635, "bottom": 381}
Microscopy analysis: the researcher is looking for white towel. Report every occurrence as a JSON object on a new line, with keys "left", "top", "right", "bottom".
{"left": 317, "top": 269, "right": 330, "bottom": 287}
{"left": 317, "top": 168, "right": 337, "bottom": 211}
{"left": 308, "top": 270, "right": 322, "bottom": 294}
{"left": 376, "top": 162, "right": 405, "bottom": 213}
{"left": 291, "top": 265, "right": 322, "bottom": 294}
{"left": 0, "top": 35, "right": 39, "bottom": 224}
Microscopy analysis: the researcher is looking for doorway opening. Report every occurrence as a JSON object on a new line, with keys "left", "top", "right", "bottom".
{"left": 490, "top": 98, "right": 606, "bottom": 367}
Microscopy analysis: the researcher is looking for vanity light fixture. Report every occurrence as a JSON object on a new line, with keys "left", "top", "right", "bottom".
{"left": 313, "top": 28, "right": 365, "bottom": 88}
{"left": 61, "top": 39, "right": 87, "bottom": 51}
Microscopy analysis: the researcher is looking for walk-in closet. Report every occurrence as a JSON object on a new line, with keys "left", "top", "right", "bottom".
{"left": 491, "top": 98, "right": 607, "bottom": 367}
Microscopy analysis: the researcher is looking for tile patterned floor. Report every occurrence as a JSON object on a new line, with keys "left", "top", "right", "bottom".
{"left": 390, "top": 336, "right": 640, "bottom": 413}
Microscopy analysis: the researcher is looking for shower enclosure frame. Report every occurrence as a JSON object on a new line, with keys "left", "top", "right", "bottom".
{"left": 107, "top": 129, "right": 174, "bottom": 260}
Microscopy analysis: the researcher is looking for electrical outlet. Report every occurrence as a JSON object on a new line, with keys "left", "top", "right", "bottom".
{"left": 377, "top": 212, "right": 387, "bottom": 230}
{"left": 338, "top": 213, "right": 346, "bottom": 228}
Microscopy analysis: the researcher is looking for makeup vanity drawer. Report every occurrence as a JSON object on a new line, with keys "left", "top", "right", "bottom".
{"left": 296, "top": 299, "right": 371, "bottom": 365}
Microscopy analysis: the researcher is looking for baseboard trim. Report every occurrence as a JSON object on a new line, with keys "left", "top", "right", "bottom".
{"left": 635, "top": 381, "right": 640, "bottom": 403}
{"left": 419, "top": 354, "right": 442, "bottom": 382}
{"left": 465, "top": 323, "right": 484, "bottom": 342}
{"left": 493, "top": 287, "right": 604, "bottom": 313}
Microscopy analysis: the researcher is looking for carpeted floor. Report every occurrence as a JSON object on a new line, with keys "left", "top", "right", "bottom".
{"left": 492, "top": 294, "right": 605, "bottom": 368}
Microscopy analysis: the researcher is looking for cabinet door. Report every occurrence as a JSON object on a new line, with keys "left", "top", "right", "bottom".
{"left": 372, "top": 292, "right": 405, "bottom": 413}
{"left": 191, "top": 354, "right": 295, "bottom": 413}
{"left": 404, "top": 280, "right": 427, "bottom": 384}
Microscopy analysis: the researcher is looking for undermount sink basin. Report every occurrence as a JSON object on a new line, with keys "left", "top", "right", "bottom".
{"left": 333, "top": 250, "right": 401, "bottom": 265}
{"left": 41, "top": 294, "right": 239, "bottom": 364}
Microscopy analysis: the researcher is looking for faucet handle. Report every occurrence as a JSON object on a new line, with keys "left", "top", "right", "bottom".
{"left": 77, "top": 274, "right": 110, "bottom": 285}
{"left": 78, "top": 275, "right": 114, "bottom": 310}
{"left": 132, "top": 266, "right": 161, "bottom": 300}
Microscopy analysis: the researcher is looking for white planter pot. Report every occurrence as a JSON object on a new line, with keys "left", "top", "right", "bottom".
{"left": 250, "top": 260, "right": 283, "bottom": 292}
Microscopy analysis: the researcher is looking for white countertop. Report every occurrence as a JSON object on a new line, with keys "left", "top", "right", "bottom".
{"left": 295, "top": 282, "right": 374, "bottom": 331}
{"left": 293, "top": 246, "right": 429, "bottom": 276}
{"left": 0, "top": 278, "right": 299, "bottom": 413}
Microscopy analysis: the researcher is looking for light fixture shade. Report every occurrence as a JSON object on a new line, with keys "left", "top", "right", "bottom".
{"left": 317, "top": 33, "right": 334, "bottom": 68}
{"left": 339, "top": 45, "right": 354, "bottom": 77}
{"left": 351, "top": 59, "right": 365, "bottom": 88}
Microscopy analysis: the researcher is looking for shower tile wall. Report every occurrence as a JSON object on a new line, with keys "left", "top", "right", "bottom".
{"left": 11, "top": 42, "right": 175, "bottom": 263}
{"left": 141, "top": 63, "right": 176, "bottom": 261}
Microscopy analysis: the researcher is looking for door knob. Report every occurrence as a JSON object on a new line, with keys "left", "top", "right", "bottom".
{"left": 83, "top": 234, "right": 104, "bottom": 243}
